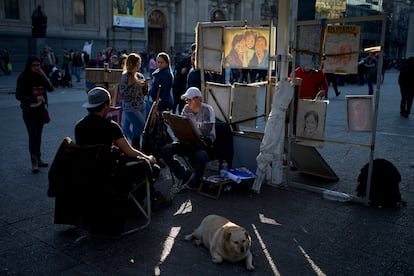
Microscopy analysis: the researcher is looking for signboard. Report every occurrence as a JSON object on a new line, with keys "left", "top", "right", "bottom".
{"left": 113, "top": 0, "right": 145, "bottom": 29}
{"left": 323, "top": 25, "right": 360, "bottom": 74}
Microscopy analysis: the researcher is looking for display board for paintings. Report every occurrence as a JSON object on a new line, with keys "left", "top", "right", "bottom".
{"left": 85, "top": 68, "right": 122, "bottom": 83}
{"left": 163, "top": 112, "right": 207, "bottom": 147}
{"left": 290, "top": 142, "right": 339, "bottom": 181}
{"left": 223, "top": 27, "right": 272, "bottom": 70}
{"left": 85, "top": 68, "right": 122, "bottom": 108}
{"left": 205, "top": 82, "right": 232, "bottom": 124}
{"left": 232, "top": 84, "right": 259, "bottom": 129}
{"left": 323, "top": 25, "right": 360, "bottom": 74}
{"left": 295, "top": 24, "right": 323, "bottom": 68}
{"left": 197, "top": 25, "right": 223, "bottom": 73}
{"left": 346, "top": 95, "right": 374, "bottom": 132}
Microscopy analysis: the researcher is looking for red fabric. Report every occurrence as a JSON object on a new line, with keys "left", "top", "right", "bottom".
{"left": 293, "top": 67, "right": 328, "bottom": 99}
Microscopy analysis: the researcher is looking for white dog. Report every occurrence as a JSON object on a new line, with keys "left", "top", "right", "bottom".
{"left": 184, "top": 214, "right": 254, "bottom": 271}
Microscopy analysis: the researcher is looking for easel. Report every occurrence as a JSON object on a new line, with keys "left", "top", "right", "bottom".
{"left": 85, "top": 64, "right": 123, "bottom": 124}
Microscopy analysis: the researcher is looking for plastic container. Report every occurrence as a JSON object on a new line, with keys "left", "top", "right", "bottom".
{"left": 220, "top": 160, "right": 228, "bottom": 179}
{"left": 322, "top": 190, "right": 352, "bottom": 202}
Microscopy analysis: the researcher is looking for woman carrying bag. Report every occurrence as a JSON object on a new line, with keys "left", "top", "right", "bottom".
{"left": 16, "top": 56, "right": 54, "bottom": 173}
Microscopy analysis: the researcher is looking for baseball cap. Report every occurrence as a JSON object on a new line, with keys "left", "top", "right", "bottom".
{"left": 181, "top": 87, "right": 202, "bottom": 100}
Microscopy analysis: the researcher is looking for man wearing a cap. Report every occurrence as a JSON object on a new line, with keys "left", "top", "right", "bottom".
{"left": 75, "top": 87, "right": 171, "bottom": 210}
{"left": 160, "top": 87, "right": 215, "bottom": 191}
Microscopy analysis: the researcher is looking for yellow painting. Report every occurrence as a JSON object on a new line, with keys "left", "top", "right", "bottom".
{"left": 223, "top": 28, "right": 271, "bottom": 70}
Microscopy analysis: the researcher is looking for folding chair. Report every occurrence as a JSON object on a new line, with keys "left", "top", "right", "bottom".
{"left": 48, "top": 137, "right": 151, "bottom": 237}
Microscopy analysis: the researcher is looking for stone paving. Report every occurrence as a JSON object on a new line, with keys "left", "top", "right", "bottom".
{"left": 0, "top": 70, "right": 413, "bottom": 275}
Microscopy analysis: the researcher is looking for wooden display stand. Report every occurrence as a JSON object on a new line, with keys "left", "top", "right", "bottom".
{"left": 85, "top": 64, "right": 123, "bottom": 125}
{"left": 198, "top": 177, "right": 233, "bottom": 200}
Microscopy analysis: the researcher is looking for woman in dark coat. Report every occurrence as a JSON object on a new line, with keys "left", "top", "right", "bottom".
{"left": 150, "top": 52, "right": 174, "bottom": 111}
{"left": 15, "top": 56, "right": 54, "bottom": 173}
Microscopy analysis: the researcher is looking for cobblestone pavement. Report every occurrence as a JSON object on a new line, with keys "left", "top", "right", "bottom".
{"left": 0, "top": 70, "right": 413, "bottom": 275}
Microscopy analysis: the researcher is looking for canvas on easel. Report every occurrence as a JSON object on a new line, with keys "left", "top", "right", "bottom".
{"left": 163, "top": 112, "right": 207, "bottom": 147}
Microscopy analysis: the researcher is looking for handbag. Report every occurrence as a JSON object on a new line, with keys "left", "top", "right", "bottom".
{"left": 6, "top": 63, "right": 12, "bottom": 73}
{"left": 43, "top": 105, "right": 51, "bottom": 124}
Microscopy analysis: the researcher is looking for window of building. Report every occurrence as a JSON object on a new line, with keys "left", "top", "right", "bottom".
{"left": 4, "top": 0, "right": 19, "bottom": 19}
{"left": 74, "top": 0, "right": 86, "bottom": 24}
{"left": 211, "top": 10, "right": 226, "bottom": 22}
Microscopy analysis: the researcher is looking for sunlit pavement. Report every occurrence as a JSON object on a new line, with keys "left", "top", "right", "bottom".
{"left": 0, "top": 70, "right": 413, "bottom": 275}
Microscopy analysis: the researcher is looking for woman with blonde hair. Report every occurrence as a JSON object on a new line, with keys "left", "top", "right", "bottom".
{"left": 119, "top": 53, "right": 148, "bottom": 149}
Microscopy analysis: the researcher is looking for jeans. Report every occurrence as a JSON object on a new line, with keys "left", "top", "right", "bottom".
{"left": 122, "top": 109, "right": 146, "bottom": 139}
{"left": 73, "top": 66, "right": 81, "bottom": 82}
{"left": 22, "top": 107, "right": 44, "bottom": 156}
{"left": 160, "top": 142, "right": 209, "bottom": 183}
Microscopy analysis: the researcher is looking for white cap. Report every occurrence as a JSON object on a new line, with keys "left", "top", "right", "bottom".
{"left": 181, "top": 87, "right": 202, "bottom": 100}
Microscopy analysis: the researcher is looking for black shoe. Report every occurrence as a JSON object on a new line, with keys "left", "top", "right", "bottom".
{"left": 152, "top": 191, "right": 172, "bottom": 212}
{"left": 181, "top": 170, "right": 193, "bottom": 186}
{"left": 336, "top": 91, "right": 341, "bottom": 97}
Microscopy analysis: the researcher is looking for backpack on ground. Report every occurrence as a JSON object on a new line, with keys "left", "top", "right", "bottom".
{"left": 356, "top": 158, "right": 406, "bottom": 207}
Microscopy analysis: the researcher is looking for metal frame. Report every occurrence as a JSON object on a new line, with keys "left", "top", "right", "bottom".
{"left": 289, "top": 15, "right": 387, "bottom": 204}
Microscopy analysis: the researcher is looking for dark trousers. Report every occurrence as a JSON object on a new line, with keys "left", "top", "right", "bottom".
{"left": 400, "top": 87, "right": 414, "bottom": 115}
{"left": 160, "top": 142, "right": 209, "bottom": 183}
{"left": 22, "top": 107, "right": 44, "bottom": 156}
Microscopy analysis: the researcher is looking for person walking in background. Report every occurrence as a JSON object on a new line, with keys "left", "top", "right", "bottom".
{"left": 71, "top": 49, "right": 83, "bottom": 82}
{"left": 148, "top": 54, "right": 157, "bottom": 76}
{"left": 358, "top": 54, "right": 366, "bottom": 86}
{"left": 40, "top": 45, "right": 56, "bottom": 77}
{"left": 325, "top": 73, "right": 340, "bottom": 97}
{"left": 119, "top": 53, "right": 148, "bottom": 149}
{"left": 364, "top": 52, "right": 377, "bottom": 95}
{"left": 398, "top": 56, "right": 414, "bottom": 118}
{"left": 173, "top": 43, "right": 195, "bottom": 114}
{"left": 61, "top": 48, "right": 70, "bottom": 71}
{"left": 0, "top": 48, "right": 11, "bottom": 75}
{"left": 149, "top": 52, "right": 174, "bottom": 111}
{"left": 15, "top": 56, "right": 54, "bottom": 173}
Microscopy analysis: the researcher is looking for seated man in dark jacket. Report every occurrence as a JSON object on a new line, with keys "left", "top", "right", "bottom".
{"left": 75, "top": 87, "right": 171, "bottom": 211}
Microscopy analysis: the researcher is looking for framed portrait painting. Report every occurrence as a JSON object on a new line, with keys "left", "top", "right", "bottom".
{"left": 346, "top": 95, "right": 374, "bottom": 132}
{"left": 223, "top": 27, "right": 272, "bottom": 70}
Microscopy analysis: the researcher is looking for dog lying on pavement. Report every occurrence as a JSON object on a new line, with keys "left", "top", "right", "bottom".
{"left": 184, "top": 214, "right": 254, "bottom": 271}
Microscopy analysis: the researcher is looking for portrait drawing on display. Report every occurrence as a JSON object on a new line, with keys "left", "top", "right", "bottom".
{"left": 346, "top": 96, "right": 373, "bottom": 132}
{"left": 295, "top": 99, "right": 327, "bottom": 148}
